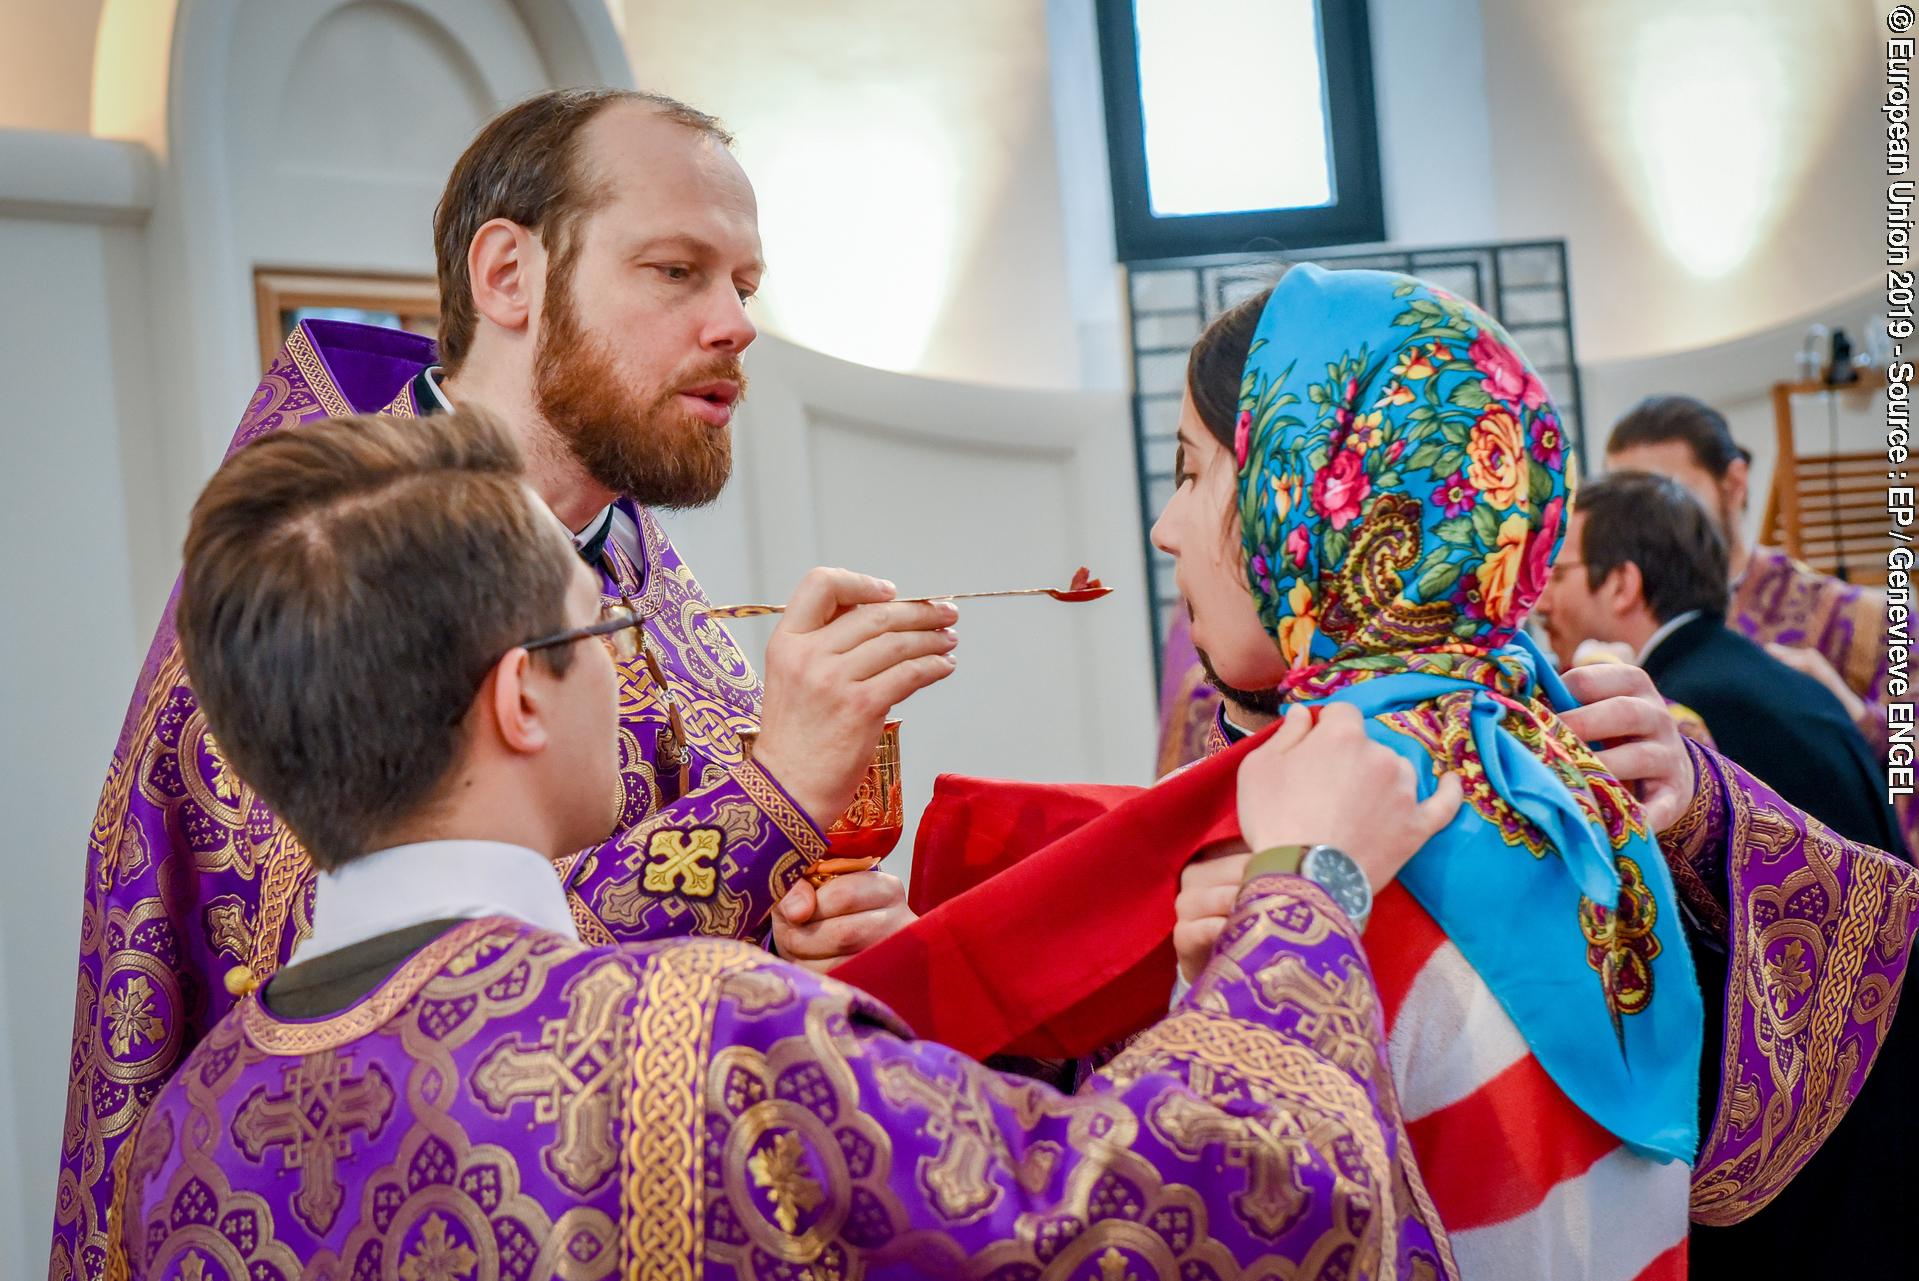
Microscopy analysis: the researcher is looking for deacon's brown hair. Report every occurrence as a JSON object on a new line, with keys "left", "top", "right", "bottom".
{"left": 433, "top": 88, "right": 734, "bottom": 374}
{"left": 1574, "top": 470, "right": 1730, "bottom": 623}
{"left": 176, "top": 412, "right": 579, "bottom": 871}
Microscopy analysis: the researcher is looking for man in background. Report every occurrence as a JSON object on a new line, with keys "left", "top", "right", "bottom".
{"left": 1604, "top": 395, "right": 1905, "bottom": 836}
{"left": 1535, "top": 469, "right": 1899, "bottom": 854}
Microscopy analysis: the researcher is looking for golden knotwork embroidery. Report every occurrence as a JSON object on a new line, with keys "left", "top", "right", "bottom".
{"left": 471, "top": 959, "right": 639, "bottom": 1195}
{"left": 623, "top": 939, "right": 763, "bottom": 1280}
{"left": 283, "top": 324, "right": 354, "bottom": 418}
{"left": 640, "top": 829, "right": 723, "bottom": 897}
{"left": 1690, "top": 785, "right": 1898, "bottom": 1224}
{"left": 230, "top": 1051, "right": 397, "bottom": 1234}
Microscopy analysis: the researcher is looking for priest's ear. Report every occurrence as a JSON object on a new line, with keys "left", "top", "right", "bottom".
{"left": 466, "top": 218, "right": 546, "bottom": 338}
{"left": 1721, "top": 452, "right": 1751, "bottom": 520}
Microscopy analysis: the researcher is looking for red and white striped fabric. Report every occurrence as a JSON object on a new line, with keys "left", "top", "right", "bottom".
{"left": 1367, "top": 884, "right": 1691, "bottom": 1280}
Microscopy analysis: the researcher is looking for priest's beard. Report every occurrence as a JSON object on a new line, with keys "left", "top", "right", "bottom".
{"left": 1194, "top": 644, "right": 1284, "bottom": 720}
{"left": 534, "top": 265, "right": 743, "bottom": 510}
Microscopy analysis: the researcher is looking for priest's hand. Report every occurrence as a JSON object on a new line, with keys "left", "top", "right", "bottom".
{"left": 1559, "top": 662, "right": 1696, "bottom": 833}
{"left": 753, "top": 568, "right": 958, "bottom": 825}
{"left": 1235, "top": 704, "right": 1463, "bottom": 893}
{"left": 1765, "top": 642, "right": 1868, "bottom": 725}
{"left": 772, "top": 871, "right": 916, "bottom": 974}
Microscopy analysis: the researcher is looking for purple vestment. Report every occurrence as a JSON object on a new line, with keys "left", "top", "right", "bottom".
{"left": 54, "top": 321, "right": 825, "bottom": 1280}
{"left": 107, "top": 880, "right": 1453, "bottom": 1279}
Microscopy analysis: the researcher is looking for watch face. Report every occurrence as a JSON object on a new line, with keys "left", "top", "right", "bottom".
{"left": 1303, "top": 846, "right": 1371, "bottom": 920}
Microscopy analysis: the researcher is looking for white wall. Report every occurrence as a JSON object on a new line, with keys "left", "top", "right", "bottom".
{"left": 0, "top": 128, "right": 155, "bottom": 1281}
{"left": 614, "top": 0, "right": 1087, "bottom": 390}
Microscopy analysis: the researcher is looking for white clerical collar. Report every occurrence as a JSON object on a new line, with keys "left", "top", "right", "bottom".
{"left": 1635, "top": 609, "right": 1705, "bottom": 666}
{"left": 420, "top": 365, "right": 616, "bottom": 553}
{"left": 292, "top": 839, "right": 579, "bottom": 966}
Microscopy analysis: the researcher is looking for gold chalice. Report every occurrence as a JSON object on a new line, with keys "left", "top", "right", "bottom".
{"left": 740, "top": 719, "right": 904, "bottom": 884}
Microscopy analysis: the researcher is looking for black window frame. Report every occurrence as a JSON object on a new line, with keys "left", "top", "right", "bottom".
{"left": 1094, "top": 0, "right": 1386, "bottom": 262}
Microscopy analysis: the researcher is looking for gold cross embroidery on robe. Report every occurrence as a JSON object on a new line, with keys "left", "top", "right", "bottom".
{"left": 641, "top": 827, "right": 722, "bottom": 897}
{"left": 230, "top": 1052, "right": 396, "bottom": 1234}
{"left": 470, "top": 961, "right": 635, "bottom": 1194}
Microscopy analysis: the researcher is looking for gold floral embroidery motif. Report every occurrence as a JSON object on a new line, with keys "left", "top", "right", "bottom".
{"left": 1763, "top": 940, "right": 1814, "bottom": 1016}
{"left": 175, "top": 1252, "right": 207, "bottom": 1281}
{"left": 103, "top": 975, "right": 167, "bottom": 1058}
{"left": 398, "top": 1213, "right": 479, "bottom": 1281}
{"left": 746, "top": 1131, "right": 824, "bottom": 1232}
{"left": 640, "top": 828, "right": 722, "bottom": 897}
{"left": 469, "top": 959, "right": 637, "bottom": 1194}
{"left": 1097, "top": 1247, "right": 1139, "bottom": 1281}
{"left": 1578, "top": 855, "right": 1661, "bottom": 1019}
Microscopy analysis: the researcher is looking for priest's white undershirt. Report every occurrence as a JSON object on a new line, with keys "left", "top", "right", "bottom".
{"left": 291, "top": 839, "right": 579, "bottom": 966}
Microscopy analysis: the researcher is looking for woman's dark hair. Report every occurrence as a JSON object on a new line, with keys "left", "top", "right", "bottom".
{"left": 1605, "top": 394, "right": 1752, "bottom": 478}
{"left": 1186, "top": 282, "right": 1278, "bottom": 448}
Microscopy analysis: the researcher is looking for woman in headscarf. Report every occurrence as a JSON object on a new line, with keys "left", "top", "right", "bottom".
{"left": 1152, "top": 265, "right": 1701, "bottom": 1278}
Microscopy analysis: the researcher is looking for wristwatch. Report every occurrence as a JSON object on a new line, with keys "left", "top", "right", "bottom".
{"left": 1244, "top": 843, "right": 1373, "bottom": 931}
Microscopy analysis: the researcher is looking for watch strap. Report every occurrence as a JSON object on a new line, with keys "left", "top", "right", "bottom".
{"left": 1243, "top": 844, "right": 1311, "bottom": 884}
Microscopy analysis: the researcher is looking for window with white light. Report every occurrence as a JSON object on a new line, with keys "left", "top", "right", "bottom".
{"left": 1097, "top": 0, "right": 1384, "bottom": 260}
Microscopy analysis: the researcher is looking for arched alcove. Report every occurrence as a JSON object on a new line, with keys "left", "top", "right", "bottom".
{"left": 89, "top": 0, "right": 633, "bottom": 622}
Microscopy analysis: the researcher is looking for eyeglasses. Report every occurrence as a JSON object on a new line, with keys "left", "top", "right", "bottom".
{"left": 522, "top": 602, "right": 643, "bottom": 661}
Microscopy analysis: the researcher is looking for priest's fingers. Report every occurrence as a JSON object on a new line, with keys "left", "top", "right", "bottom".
{"left": 776, "top": 880, "right": 819, "bottom": 926}
{"left": 1412, "top": 774, "right": 1465, "bottom": 844}
{"left": 778, "top": 567, "right": 897, "bottom": 633}
{"left": 1557, "top": 693, "right": 1668, "bottom": 748}
{"left": 861, "top": 651, "right": 960, "bottom": 710}
{"left": 1173, "top": 915, "right": 1228, "bottom": 984}
{"left": 1265, "top": 703, "right": 1314, "bottom": 754}
{"left": 1174, "top": 881, "right": 1240, "bottom": 926}
{"left": 1559, "top": 660, "right": 1659, "bottom": 708}
{"left": 841, "top": 624, "right": 959, "bottom": 683}
{"left": 810, "top": 870, "right": 908, "bottom": 920}
{"left": 773, "top": 901, "right": 917, "bottom": 973}
{"left": 816, "top": 598, "right": 958, "bottom": 655}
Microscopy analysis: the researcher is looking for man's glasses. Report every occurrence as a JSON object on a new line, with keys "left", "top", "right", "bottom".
{"left": 521, "top": 594, "right": 693, "bottom": 794}
{"left": 522, "top": 602, "right": 643, "bottom": 662}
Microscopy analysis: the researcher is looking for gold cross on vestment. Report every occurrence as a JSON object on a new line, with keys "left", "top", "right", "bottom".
{"left": 640, "top": 828, "right": 722, "bottom": 897}
{"left": 231, "top": 1052, "right": 396, "bottom": 1234}
{"left": 470, "top": 961, "right": 635, "bottom": 1194}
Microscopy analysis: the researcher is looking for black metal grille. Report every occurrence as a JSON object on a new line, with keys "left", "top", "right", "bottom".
{"left": 1126, "top": 239, "right": 1586, "bottom": 680}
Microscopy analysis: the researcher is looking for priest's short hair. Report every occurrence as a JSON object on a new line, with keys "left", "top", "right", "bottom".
{"left": 176, "top": 411, "right": 578, "bottom": 869}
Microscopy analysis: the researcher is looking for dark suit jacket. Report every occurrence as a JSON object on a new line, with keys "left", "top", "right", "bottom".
{"left": 1642, "top": 612, "right": 1912, "bottom": 1277}
{"left": 1642, "top": 612, "right": 1903, "bottom": 856}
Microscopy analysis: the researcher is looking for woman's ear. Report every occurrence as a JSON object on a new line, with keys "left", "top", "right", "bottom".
{"left": 466, "top": 219, "right": 543, "bottom": 336}
{"left": 485, "top": 648, "right": 552, "bottom": 755}
{"left": 1723, "top": 455, "right": 1751, "bottom": 518}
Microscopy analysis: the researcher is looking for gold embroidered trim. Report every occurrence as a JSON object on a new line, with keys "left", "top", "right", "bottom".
{"left": 238, "top": 917, "right": 506, "bottom": 1054}
{"left": 1690, "top": 790, "right": 1893, "bottom": 1222}
{"left": 622, "top": 940, "right": 761, "bottom": 1280}
{"left": 730, "top": 752, "right": 829, "bottom": 866}
{"left": 100, "top": 1107, "right": 144, "bottom": 1281}
{"left": 92, "top": 650, "right": 188, "bottom": 893}
{"left": 283, "top": 325, "right": 353, "bottom": 419}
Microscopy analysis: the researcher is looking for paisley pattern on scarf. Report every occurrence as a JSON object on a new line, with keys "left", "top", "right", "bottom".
{"left": 1230, "top": 266, "right": 1702, "bottom": 1161}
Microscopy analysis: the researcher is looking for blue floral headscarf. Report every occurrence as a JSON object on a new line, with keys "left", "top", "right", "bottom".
{"left": 1235, "top": 265, "right": 1703, "bottom": 1162}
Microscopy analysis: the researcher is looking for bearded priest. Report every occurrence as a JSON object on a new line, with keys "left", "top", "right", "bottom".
{"left": 55, "top": 89, "right": 948, "bottom": 1279}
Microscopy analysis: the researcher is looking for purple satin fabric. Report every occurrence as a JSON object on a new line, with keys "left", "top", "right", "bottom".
{"left": 111, "top": 883, "right": 1453, "bottom": 1279}
{"left": 53, "top": 322, "right": 824, "bottom": 1280}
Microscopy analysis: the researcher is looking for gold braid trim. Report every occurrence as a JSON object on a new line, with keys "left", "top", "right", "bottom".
{"left": 1661, "top": 739, "right": 1728, "bottom": 936}
{"left": 1690, "top": 796, "right": 1893, "bottom": 1223}
{"left": 100, "top": 1107, "right": 146, "bottom": 1281}
{"left": 729, "top": 752, "right": 829, "bottom": 866}
{"left": 282, "top": 325, "right": 353, "bottom": 418}
{"left": 622, "top": 940, "right": 763, "bottom": 1279}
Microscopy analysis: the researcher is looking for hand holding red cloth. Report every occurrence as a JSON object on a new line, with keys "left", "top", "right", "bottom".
{"left": 832, "top": 723, "right": 1278, "bottom": 1060}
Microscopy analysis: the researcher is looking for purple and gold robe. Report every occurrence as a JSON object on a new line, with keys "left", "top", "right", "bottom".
{"left": 108, "top": 880, "right": 1454, "bottom": 1280}
{"left": 1729, "top": 544, "right": 1910, "bottom": 849}
{"left": 54, "top": 321, "right": 826, "bottom": 1280}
